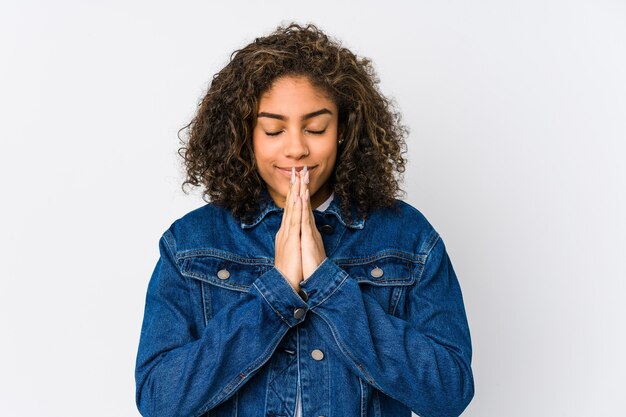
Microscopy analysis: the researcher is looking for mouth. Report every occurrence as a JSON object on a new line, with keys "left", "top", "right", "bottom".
{"left": 276, "top": 165, "right": 318, "bottom": 178}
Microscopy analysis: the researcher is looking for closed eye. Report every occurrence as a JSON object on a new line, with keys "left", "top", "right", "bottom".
{"left": 306, "top": 129, "right": 326, "bottom": 135}
{"left": 265, "top": 129, "right": 326, "bottom": 136}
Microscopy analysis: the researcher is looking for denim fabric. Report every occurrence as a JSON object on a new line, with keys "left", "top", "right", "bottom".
{"left": 135, "top": 192, "right": 474, "bottom": 417}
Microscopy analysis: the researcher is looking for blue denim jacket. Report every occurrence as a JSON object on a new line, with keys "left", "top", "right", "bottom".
{"left": 135, "top": 192, "right": 474, "bottom": 417}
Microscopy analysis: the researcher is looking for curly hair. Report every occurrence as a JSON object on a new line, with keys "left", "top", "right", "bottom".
{"left": 178, "top": 22, "right": 408, "bottom": 223}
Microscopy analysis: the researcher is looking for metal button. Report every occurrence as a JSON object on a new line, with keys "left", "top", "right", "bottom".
{"left": 298, "top": 288, "right": 309, "bottom": 302}
{"left": 311, "top": 349, "right": 325, "bottom": 361}
{"left": 320, "top": 224, "right": 334, "bottom": 235}
{"left": 293, "top": 307, "right": 306, "bottom": 319}
{"left": 217, "top": 269, "right": 230, "bottom": 280}
{"left": 370, "top": 267, "right": 384, "bottom": 278}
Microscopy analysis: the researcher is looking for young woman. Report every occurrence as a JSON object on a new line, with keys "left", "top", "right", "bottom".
{"left": 135, "top": 23, "right": 474, "bottom": 417}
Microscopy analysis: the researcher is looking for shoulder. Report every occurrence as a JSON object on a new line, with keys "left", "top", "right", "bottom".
{"left": 361, "top": 199, "right": 441, "bottom": 259}
{"left": 159, "top": 203, "right": 239, "bottom": 253}
{"left": 366, "top": 199, "right": 438, "bottom": 235}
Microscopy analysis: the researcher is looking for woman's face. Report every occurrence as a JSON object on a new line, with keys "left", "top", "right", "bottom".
{"left": 252, "top": 75, "right": 339, "bottom": 209}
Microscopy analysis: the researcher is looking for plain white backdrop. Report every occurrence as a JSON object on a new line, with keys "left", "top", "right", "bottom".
{"left": 1, "top": 0, "right": 625, "bottom": 416}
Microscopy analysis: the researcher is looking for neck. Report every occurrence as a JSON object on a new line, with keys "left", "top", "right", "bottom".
{"left": 309, "top": 182, "right": 333, "bottom": 210}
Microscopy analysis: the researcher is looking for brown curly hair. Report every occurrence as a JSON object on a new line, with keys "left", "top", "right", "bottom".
{"left": 178, "top": 22, "right": 408, "bottom": 223}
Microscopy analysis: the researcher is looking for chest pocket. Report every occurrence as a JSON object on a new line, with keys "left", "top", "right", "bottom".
{"left": 180, "top": 254, "right": 272, "bottom": 324}
{"left": 337, "top": 255, "right": 416, "bottom": 316}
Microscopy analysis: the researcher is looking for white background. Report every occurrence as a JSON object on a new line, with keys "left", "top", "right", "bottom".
{"left": 1, "top": 1, "right": 625, "bottom": 416}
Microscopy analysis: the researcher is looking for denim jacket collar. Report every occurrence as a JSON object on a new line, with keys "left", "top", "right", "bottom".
{"left": 239, "top": 187, "right": 365, "bottom": 230}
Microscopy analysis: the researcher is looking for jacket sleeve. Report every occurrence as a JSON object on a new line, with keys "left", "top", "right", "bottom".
{"left": 299, "top": 233, "right": 474, "bottom": 417}
{"left": 134, "top": 230, "right": 309, "bottom": 417}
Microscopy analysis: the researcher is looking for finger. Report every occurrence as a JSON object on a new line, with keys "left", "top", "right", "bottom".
{"left": 306, "top": 185, "right": 314, "bottom": 226}
{"left": 302, "top": 170, "right": 315, "bottom": 227}
{"left": 283, "top": 167, "right": 298, "bottom": 229}
{"left": 300, "top": 174, "right": 310, "bottom": 227}
{"left": 299, "top": 166, "right": 306, "bottom": 196}
{"left": 299, "top": 166, "right": 305, "bottom": 199}
{"left": 285, "top": 170, "right": 299, "bottom": 232}
{"left": 301, "top": 169, "right": 315, "bottom": 228}
{"left": 291, "top": 177, "right": 302, "bottom": 230}
{"left": 302, "top": 188, "right": 315, "bottom": 234}
{"left": 292, "top": 169, "right": 301, "bottom": 205}
{"left": 280, "top": 172, "right": 293, "bottom": 229}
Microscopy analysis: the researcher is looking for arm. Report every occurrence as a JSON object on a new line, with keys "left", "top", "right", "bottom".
{"left": 134, "top": 230, "right": 309, "bottom": 417}
{"left": 299, "top": 235, "right": 474, "bottom": 417}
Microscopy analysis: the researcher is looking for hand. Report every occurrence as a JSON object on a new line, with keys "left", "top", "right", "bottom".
{"left": 299, "top": 167, "right": 326, "bottom": 280}
{"left": 274, "top": 168, "right": 304, "bottom": 290}
{"left": 274, "top": 167, "right": 327, "bottom": 291}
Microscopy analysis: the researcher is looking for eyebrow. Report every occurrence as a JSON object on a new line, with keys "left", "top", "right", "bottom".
{"left": 257, "top": 108, "right": 333, "bottom": 121}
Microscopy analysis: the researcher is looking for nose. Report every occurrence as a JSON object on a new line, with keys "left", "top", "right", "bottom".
{"left": 283, "top": 130, "right": 309, "bottom": 159}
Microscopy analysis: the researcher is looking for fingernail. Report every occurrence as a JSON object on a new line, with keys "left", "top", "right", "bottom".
{"left": 300, "top": 165, "right": 309, "bottom": 184}
{"left": 291, "top": 167, "right": 296, "bottom": 184}
{"left": 305, "top": 188, "right": 309, "bottom": 201}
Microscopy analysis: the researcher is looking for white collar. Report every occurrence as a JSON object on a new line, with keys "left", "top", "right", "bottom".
{"left": 314, "top": 192, "right": 334, "bottom": 212}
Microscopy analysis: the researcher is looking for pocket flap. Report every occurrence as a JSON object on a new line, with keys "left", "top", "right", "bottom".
{"left": 181, "top": 255, "right": 270, "bottom": 292}
{"left": 337, "top": 256, "right": 415, "bottom": 286}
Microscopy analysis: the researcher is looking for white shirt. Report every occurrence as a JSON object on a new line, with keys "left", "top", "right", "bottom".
{"left": 314, "top": 191, "right": 334, "bottom": 212}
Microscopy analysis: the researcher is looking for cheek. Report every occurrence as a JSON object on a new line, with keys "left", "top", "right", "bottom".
{"left": 251, "top": 136, "right": 271, "bottom": 167}
{"left": 321, "top": 142, "right": 338, "bottom": 167}
{"left": 311, "top": 146, "right": 337, "bottom": 186}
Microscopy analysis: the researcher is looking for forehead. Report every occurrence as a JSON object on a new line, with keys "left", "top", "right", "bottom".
{"left": 258, "top": 76, "right": 335, "bottom": 108}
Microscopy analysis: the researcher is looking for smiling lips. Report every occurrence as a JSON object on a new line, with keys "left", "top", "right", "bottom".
{"left": 276, "top": 165, "right": 317, "bottom": 177}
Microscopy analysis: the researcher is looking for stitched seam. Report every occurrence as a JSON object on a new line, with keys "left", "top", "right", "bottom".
{"left": 162, "top": 229, "right": 176, "bottom": 251}
{"left": 240, "top": 202, "right": 280, "bottom": 228}
{"left": 325, "top": 205, "right": 364, "bottom": 229}
{"left": 268, "top": 355, "right": 298, "bottom": 401}
{"left": 183, "top": 259, "right": 416, "bottom": 287}
{"left": 359, "top": 378, "right": 366, "bottom": 417}
{"left": 162, "top": 231, "right": 184, "bottom": 275}
{"left": 312, "top": 309, "right": 414, "bottom": 412}
{"left": 176, "top": 248, "right": 272, "bottom": 264}
{"left": 337, "top": 255, "right": 418, "bottom": 286}
{"left": 273, "top": 267, "right": 307, "bottom": 301}
{"left": 334, "top": 249, "right": 418, "bottom": 265}
{"left": 416, "top": 235, "right": 441, "bottom": 286}
{"left": 374, "top": 389, "right": 382, "bottom": 417}
{"left": 302, "top": 257, "right": 329, "bottom": 283}
{"left": 353, "top": 278, "right": 415, "bottom": 286}
{"left": 162, "top": 232, "right": 195, "bottom": 321}
{"left": 200, "top": 281, "right": 209, "bottom": 326}
{"left": 309, "top": 271, "right": 349, "bottom": 309}
{"left": 226, "top": 329, "right": 286, "bottom": 393}
{"left": 182, "top": 272, "right": 252, "bottom": 292}
{"left": 314, "top": 309, "right": 376, "bottom": 385}
{"left": 390, "top": 286, "right": 403, "bottom": 316}
{"left": 422, "top": 230, "right": 440, "bottom": 258}
{"left": 252, "top": 282, "right": 292, "bottom": 327}
{"left": 196, "top": 328, "right": 287, "bottom": 416}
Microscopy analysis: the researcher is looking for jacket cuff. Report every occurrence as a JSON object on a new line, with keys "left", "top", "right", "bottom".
{"left": 299, "top": 258, "right": 348, "bottom": 309}
{"left": 252, "top": 267, "right": 310, "bottom": 328}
